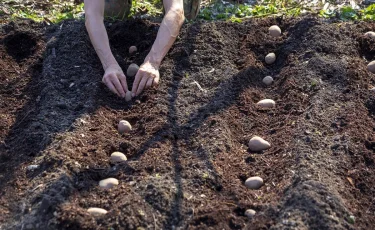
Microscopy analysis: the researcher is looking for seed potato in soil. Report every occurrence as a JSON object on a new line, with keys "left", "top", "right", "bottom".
{"left": 1, "top": 17, "right": 375, "bottom": 229}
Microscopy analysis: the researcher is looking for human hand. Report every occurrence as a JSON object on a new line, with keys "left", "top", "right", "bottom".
{"left": 131, "top": 61, "right": 160, "bottom": 97}
{"left": 102, "top": 64, "right": 128, "bottom": 98}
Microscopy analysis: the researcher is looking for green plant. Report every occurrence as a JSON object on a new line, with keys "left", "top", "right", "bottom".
{"left": 129, "top": 0, "right": 163, "bottom": 18}
{"left": 10, "top": 2, "right": 84, "bottom": 23}
{"left": 340, "top": 6, "right": 358, "bottom": 20}
{"left": 319, "top": 9, "right": 335, "bottom": 18}
{"left": 361, "top": 4, "right": 375, "bottom": 20}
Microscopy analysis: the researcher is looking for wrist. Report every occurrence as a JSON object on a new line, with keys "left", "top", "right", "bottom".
{"left": 104, "top": 62, "right": 120, "bottom": 71}
{"left": 144, "top": 54, "right": 161, "bottom": 69}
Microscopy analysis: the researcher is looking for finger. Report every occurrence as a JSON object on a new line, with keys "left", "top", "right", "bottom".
{"left": 132, "top": 71, "right": 143, "bottom": 97}
{"left": 119, "top": 73, "right": 129, "bottom": 92}
{"left": 153, "top": 74, "right": 160, "bottom": 86}
{"left": 105, "top": 78, "right": 120, "bottom": 97}
{"left": 136, "top": 77, "right": 149, "bottom": 96}
{"left": 111, "top": 75, "right": 126, "bottom": 98}
{"left": 146, "top": 77, "right": 153, "bottom": 89}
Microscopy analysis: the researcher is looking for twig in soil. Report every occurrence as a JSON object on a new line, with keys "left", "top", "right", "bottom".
{"left": 28, "top": 184, "right": 44, "bottom": 193}
{"left": 13, "top": 109, "right": 35, "bottom": 129}
{"left": 220, "top": 201, "right": 237, "bottom": 206}
{"left": 259, "top": 156, "right": 270, "bottom": 167}
{"left": 191, "top": 81, "right": 207, "bottom": 93}
{"left": 153, "top": 213, "right": 157, "bottom": 230}
{"left": 59, "top": 22, "right": 64, "bottom": 30}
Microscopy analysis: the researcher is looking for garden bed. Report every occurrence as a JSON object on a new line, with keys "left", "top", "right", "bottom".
{"left": 0, "top": 16, "right": 375, "bottom": 229}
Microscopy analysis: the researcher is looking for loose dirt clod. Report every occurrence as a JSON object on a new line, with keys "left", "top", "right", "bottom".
{"left": 127, "top": 63, "right": 139, "bottom": 77}
{"left": 365, "top": 31, "right": 375, "bottom": 39}
{"left": 269, "top": 25, "right": 281, "bottom": 37}
{"left": 26, "top": 165, "right": 39, "bottom": 171}
{"left": 263, "top": 76, "right": 273, "bottom": 85}
{"left": 265, "top": 53, "right": 276, "bottom": 64}
{"left": 110, "top": 152, "right": 127, "bottom": 163}
{"left": 245, "top": 176, "right": 264, "bottom": 189}
{"left": 248, "top": 136, "right": 271, "bottom": 152}
{"left": 125, "top": 91, "right": 132, "bottom": 102}
{"left": 129, "top": 46, "right": 137, "bottom": 54}
{"left": 256, "top": 99, "right": 276, "bottom": 108}
{"left": 367, "top": 61, "right": 375, "bottom": 73}
{"left": 118, "top": 120, "right": 132, "bottom": 134}
{"left": 87, "top": 208, "right": 108, "bottom": 216}
{"left": 244, "top": 209, "right": 256, "bottom": 218}
{"left": 99, "top": 178, "right": 119, "bottom": 189}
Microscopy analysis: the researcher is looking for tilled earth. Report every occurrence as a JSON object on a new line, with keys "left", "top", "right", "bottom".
{"left": 0, "top": 17, "right": 375, "bottom": 229}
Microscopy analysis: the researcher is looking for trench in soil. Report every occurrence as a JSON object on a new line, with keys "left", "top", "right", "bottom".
{"left": 0, "top": 17, "right": 375, "bottom": 229}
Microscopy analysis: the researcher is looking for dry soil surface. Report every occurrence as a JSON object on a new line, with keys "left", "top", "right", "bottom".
{"left": 0, "top": 17, "right": 375, "bottom": 229}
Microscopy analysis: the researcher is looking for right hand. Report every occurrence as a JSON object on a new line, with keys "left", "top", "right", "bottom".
{"left": 102, "top": 64, "right": 128, "bottom": 98}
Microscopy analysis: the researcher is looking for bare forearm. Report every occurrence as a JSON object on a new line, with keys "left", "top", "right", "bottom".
{"left": 145, "top": 7, "right": 185, "bottom": 68}
{"left": 85, "top": 17, "right": 118, "bottom": 70}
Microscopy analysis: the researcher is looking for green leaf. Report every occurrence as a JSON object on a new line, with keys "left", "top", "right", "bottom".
{"left": 319, "top": 9, "right": 335, "bottom": 18}
{"left": 228, "top": 16, "right": 242, "bottom": 23}
{"left": 340, "top": 6, "right": 358, "bottom": 20}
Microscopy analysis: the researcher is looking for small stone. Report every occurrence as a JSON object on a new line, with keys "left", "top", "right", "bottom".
{"left": 256, "top": 99, "right": 276, "bottom": 108}
{"left": 265, "top": 53, "right": 276, "bottom": 64}
{"left": 125, "top": 91, "right": 132, "bottom": 102}
{"left": 365, "top": 31, "right": 375, "bottom": 39}
{"left": 127, "top": 64, "right": 139, "bottom": 77}
{"left": 99, "top": 178, "right": 119, "bottom": 189}
{"left": 367, "top": 60, "right": 375, "bottom": 73}
{"left": 87, "top": 207, "right": 108, "bottom": 216}
{"left": 370, "top": 87, "right": 375, "bottom": 91}
{"left": 118, "top": 120, "right": 132, "bottom": 134}
{"left": 129, "top": 46, "right": 137, "bottom": 54}
{"left": 244, "top": 209, "right": 256, "bottom": 218}
{"left": 262, "top": 76, "right": 273, "bottom": 85}
{"left": 110, "top": 152, "right": 127, "bottom": 163}
{"left": 269, "top": 25, "right": 281, "bottom": 37}
{"left": 27, "top": 165, "right": 39, "bottom": 171}
{"left": 248, "top": 136, "right": 271, "bottom": 152}
{"left": 245, "top": 176, "right": 264, "bottom": 189}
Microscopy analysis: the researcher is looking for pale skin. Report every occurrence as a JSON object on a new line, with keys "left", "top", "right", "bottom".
{"left": 84, "top": 0, "right": 185, "bottom": 98}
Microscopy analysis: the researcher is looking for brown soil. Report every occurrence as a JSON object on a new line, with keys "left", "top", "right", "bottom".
{"left": 1, "top": 17, "right": 375, "bottom": 230}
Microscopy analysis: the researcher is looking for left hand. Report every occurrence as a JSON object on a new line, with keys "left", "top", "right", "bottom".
{"left": 131, "top": 61, "right": 160, "bottom": 97}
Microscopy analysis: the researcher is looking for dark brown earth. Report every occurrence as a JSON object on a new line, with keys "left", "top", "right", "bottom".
{"left": 0, "top": 16, "right": 375, "bottom": 229}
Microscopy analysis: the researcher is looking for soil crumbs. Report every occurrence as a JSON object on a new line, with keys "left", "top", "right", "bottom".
{"left": 0, "top": 16, "right": 375, "bottom": 230}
